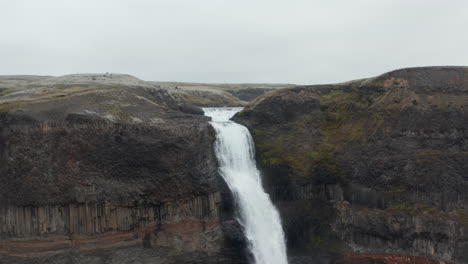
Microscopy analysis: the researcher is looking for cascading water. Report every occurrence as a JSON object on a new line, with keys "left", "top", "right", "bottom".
{"left": 203, "top": 107, "right": 288, "bottom": 264}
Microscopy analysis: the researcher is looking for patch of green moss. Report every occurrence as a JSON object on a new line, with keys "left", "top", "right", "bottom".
{"left": 0, "top": 101, "right": 28, "bottom": 112}
{"left": 319, "top": 88, "right": 382, "bottom": 147}
{"left": 111, "top": 104, "right": 131, "bottom": 121}
{"left": 309, "top": 88, "right": 379, "bottom": 180}
{"left": 253, "top": 126, "right": 315, "bottom": 179}
{"left": 255, "top": 132, "right": 300, "bottom": 167}
{"left": 254, "top": 127, "right": 343, "bottom": 183}
{"left": 207, "top": 124, "right": 217, "bottom": 144}
{"left": 0, "top": 89, "right": 15, "bottom": 97}
{"left": 252, "top": 86, "right": 386, "bottom": 183}
{"left": 389, "top": 202, "right": 439, "bottom": 216}
{"left": 0, "top": 85, "right": 122, "bottom": 112}
{"left": 309, "top": 148, "right": 342, "bottom": 184}
{"left": 320, "top": 111, "right": 366, "bottom": 153}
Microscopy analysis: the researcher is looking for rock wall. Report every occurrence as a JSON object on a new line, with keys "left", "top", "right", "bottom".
{"left": 0, "top": 84, "right": 246, "bottom": 263}
{"left": 0, "top": 194, "right": 223, "bottom": 257}
{"left": 333, "top": 201, "right": 468, "bottom": 262}
{"left": 0, "top": 194, "right": 220, "bottom": 238}
{"left": 235, "top": 66, "right": 468, "bottom": 264}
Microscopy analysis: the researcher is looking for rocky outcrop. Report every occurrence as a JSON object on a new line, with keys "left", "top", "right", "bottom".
{"left": 235, "top": 66, "right": 468, "bottom": 264}
{"left": 0, "top": 78, "right": 246, "bottom": 263}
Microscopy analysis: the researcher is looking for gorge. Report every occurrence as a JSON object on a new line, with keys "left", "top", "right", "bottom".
{"left": 0, "top": 66, "right": 467, "bottom": 264}
{"left": 204, "top": 107, "right": 288, "bottom": 264}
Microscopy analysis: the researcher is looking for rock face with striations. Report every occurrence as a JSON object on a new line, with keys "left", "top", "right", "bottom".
{"left": 234, "top": 66, "right": 468, "bottom": 264}
{"left": 2, "top": 68, "right": 468, "bottom": 264}
{"left": 0, "top": 74, "right": 247, "bottom": 264}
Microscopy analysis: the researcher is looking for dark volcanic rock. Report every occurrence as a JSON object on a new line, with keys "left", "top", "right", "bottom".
{"left": 234, "top": 66, "right": 468, "bottom": 264}
{"left": 0, "top": 87, "right": 215, "bottom": 205}
{"left": 0, "top": 82, "right": 246, "bottom": 263}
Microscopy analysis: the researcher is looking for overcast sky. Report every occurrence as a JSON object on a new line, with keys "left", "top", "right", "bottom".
{"left": 0, "top": 0, "right": 467, "bottom": 84}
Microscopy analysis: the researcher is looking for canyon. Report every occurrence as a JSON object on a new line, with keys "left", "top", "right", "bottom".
{"left": 0, "top": 67, "right": 467, "bottom": 263}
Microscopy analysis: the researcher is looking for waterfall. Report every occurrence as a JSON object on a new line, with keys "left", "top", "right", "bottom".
{"left": 203, "top": 107, "right": 288, "bottom": 264}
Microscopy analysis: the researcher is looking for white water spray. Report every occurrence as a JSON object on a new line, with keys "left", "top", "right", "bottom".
{"left": 203, "top": 107, "right": 288, "bottom": 264}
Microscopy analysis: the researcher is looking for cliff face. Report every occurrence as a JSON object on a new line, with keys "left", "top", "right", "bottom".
{"left": 2, "top": 69, "right": 467, "bottom": 264}
{"left": 0, "top": 79, "right": 246, "bottom": 263}
{"left": 234, "top": 67, "right": 468, "bottom": 264}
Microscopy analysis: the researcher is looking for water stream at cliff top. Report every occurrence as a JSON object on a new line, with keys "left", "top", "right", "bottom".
{"left": 203, "top": 107, "right": 288, "bottom": 264}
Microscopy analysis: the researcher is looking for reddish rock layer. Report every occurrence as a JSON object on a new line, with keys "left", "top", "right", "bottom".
{"left": 335, "top": 253, "right": 455, "bottom": 264}
{"left": 0, "top": 218, "right": 221, "bottom": 257}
